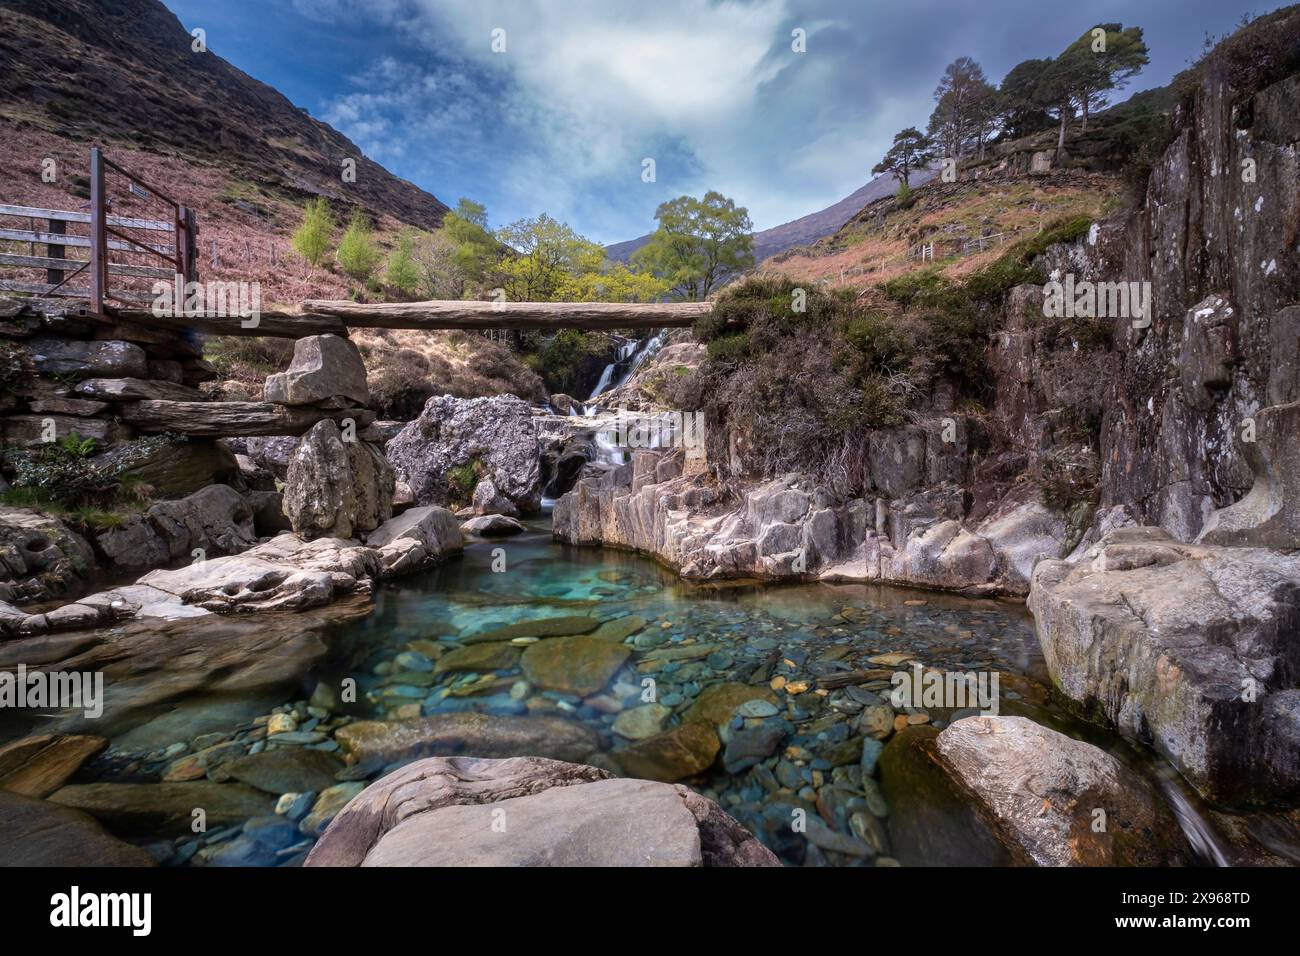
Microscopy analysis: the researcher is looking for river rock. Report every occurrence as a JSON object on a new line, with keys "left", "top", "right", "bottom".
{"left": 612, "top": 703, "right": 671, "bottom": 740}
{"left": 264, "top": 334, "right": 369, "bottom": 407}
{"left": 1031, "top": 526, "right": 1300, "bottom": 804}
{"left": 462, "top": 615, "right": 600, "bottom": 644}
{"left": 387, "top": 394, "right": 543, "bottom": 513}
{"left": 722, "top": 722, "right": 786, "bottom": 773}
{"left": 612, "top": 720, "right": 721, "bottom": 782}
{"left": 521, "top": 635, "right": 630, "bottom": 696}
{"left": 434, "top": 642, "right": 521, "bottom": 675}
{"left": 683, "top": 682, "right": 779, "bottom": 729}
{"left": 283, "top": 419, "right": 394, "bottom": 540}
{"left": 0, "top": 791, "right": 155, "bottom": 866}
{"left": 48, "top": 781, "right": 274, "bottom": 834}
{"left": 304, "top": 755, "right": 779, "bottom": 867}
{"left": 300, "top": 782, "right": 366, "bottom": 836}
{"left": 333, "top": 712, "right": 600, "bottom": 774}
{"left": 934, "top": 716, "right": 1190, "bottom": 866}
{"left": 0, "top": 733, "right": 107, "bottom": 797}
{"left": 217, "top": 747, "right": 344, "bottom": 795}
{"left": 590, "top": 615, "right": 647, "bottom": 643}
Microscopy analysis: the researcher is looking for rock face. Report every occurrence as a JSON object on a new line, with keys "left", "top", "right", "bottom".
{"left": 0, "top": 507, "right": 94, "bottom": 604}
{"left": 305, "top": 756, "right": 779, "bottom": 867}
{"left": 264, "top": 334, "right": 370, "bottom": 407}
{"left": 933, "top": 717, "right": 1189, "bottom": 866}
{"left": 1196, "top": 400, "right": 1300, "bottom": 549}
{"left": 1030, "top": 527, "right": 1300, "bottom": 805}
{"left": 283, "top": 419, "right": 394, "bottom": 540}
{"left": 387, "top": 395, "right": 543, "bottom": 513}
{"left": 95, "top": 483, "right": 257, "bottom": 569}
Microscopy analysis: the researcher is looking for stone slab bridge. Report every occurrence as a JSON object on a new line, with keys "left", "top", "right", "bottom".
{"left": 0, "top": 297, "right": 714, "bottom": 449}
{"left": 111, "top": 298, "right": 713, "bottom": 337}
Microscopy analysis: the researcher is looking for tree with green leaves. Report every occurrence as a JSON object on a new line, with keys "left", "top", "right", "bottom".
{"left": 384, "top": 230, "right": 421, "bottom": 296}
{"left": 996, "top": 58, "right": 1056, "bottom": 139}
{"left": 927, "top": 57, "right": 996, "bottom": 159}
{"left": 291, "top": 197, "right": 333, "bottom": 269}
{"left": 873, "top": 127, "right": 935, "bottom": 187}
{"left": 632, "top": 191, "right": 754, "bottom": 301}
{"left": 494, "top": 214, "right": 606, "bottom": 301}
{"left": 335, "top": 211, "right": 381, "bottom": 281}
{"left": 1063, "top": 24, "right": 1150, "bottom": 129}
{"left": 441, "top": 198, "right": 497, "bottom": 286}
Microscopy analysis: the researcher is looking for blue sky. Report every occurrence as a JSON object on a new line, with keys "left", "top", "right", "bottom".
{"left": 162, "top": 0, "right": 1276, "bottom": 244}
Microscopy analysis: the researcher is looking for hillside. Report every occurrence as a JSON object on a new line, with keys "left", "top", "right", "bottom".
{"left": 0, "top": 0, "right": 448, "bottom": 231}
{"left": 606, "top": 167, "right": 938, "bottom": 264}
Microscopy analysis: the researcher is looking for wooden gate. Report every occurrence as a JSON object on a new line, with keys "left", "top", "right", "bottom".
{"left": 0, "top": 148, "right": 197, "bottom": 314}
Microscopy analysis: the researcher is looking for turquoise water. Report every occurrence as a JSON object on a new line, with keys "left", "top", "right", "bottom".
{"left": 12, "top": 517, "right": 1235, "bottom": 866}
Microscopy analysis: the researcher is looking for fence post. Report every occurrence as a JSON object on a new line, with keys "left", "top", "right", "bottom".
{"left": 89, "top": 147, "right": 106, "bottom": 314}
{"left": 46, "top": 218, "right": 66, "bottom": 286}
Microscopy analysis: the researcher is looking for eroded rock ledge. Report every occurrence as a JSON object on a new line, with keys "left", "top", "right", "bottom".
{"left": 0, "top": 505, "right": 462, "bottom": 636}
{"left": 553, "top": 446, "right": 1066, "bottom": 595}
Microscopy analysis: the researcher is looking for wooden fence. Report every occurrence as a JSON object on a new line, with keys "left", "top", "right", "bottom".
{"left": 0, "top": 148, "right": 197, "bottom": 313}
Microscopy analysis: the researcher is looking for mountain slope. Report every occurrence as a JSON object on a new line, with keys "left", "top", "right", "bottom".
{"left": 0, "top": 0, "right": 448, "bottom": 230}
{"left": 606, "top": 167, "right": 938, "bottom": 264}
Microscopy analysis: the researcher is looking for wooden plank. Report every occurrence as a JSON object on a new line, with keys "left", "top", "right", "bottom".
{"left": 0, "top": 280, "right": 152, "bottom": 303}
{"left": 0, "top": 253, "right": 173, "bottom": 279}
{"left": 121, "top": 400, "right": 375, "bottom": 437}
{"left": 0, "top": 228, "right": 174, "bottom": 255}
{"left": 300, "top": 298, "right": 712, "bottom": 330}
{"left": 0, "top": 204, "right": 173, "bottom": 232}
{"left": 106, "top": 306, "right": 348, "bottom": 338}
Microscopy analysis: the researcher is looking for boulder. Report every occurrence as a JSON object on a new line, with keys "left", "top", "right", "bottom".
{"left": 27, "top": 337, "right": 147, "bottom": 377}
{"left": 225, "top": 436, "right": 298, "bottom": 479}
{"left": 933, "top": 716, "right": 1189, "bottom": 866}
{"left": 333, "top": 712, "right": 601, "bottom": 774}
{"left": 460, "top": 514, "right": 526, "bottom": 537}
{"left": 0, "top": 791, "right": 155, "bottom": 866}
{"left": 304, "top": 756, "right": 779, "bottom": 867}
{"left": 95, "top": 484, "right": 257, "bottom": 569}
{"left": 387, "top": 394, "right": 542, "bottom": 513}
{"left": 1030, "top": 527, "right": 1300, "bottom": 804}
{"left": 365, "top": 506, "right": 463, "bottom": 576}
{"left": 471, "top": 478, "right": 519, "bottom": 517}
{"left": 0, "top": 507, "right": 94, "bottom": 605}
{"left": 283, "top": 419, "right": 394, "bottom": 540}
{"left": 264, "top": 334, "right": 369, "bottom": 407}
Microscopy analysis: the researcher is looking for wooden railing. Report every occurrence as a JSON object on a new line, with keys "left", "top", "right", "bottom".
{"left": 0, "top": 148, "right": 197, "bottom": 314}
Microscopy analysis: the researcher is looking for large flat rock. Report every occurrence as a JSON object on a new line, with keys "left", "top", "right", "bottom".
{"left": 305, "top": 755, "right": 779, "bottom": 867}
